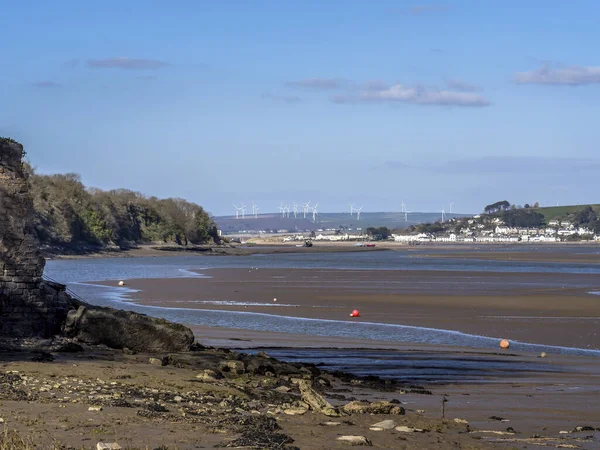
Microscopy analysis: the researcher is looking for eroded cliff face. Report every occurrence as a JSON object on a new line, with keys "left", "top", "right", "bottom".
{"left": 0, "top": 139, "right": 70, "bottom": 337}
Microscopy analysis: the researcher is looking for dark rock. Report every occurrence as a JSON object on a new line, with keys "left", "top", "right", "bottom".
{"left": 64, "top": 305, "right": 194, "bottom": 352}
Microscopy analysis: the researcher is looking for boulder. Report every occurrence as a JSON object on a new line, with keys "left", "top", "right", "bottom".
{"left": 63, "top": 306, "right": 194, "bottom": 353}
{"left": 336, "top": 435, "right": 371, "bottom": 446}
{"left": 295, "top": 379, "right": 341, "bottom": 417}
{"left": 343, "top": 400, "right": 405, "bottom": 415}
{"left": 370, "top": 419, "right": 397, "bottom": 430}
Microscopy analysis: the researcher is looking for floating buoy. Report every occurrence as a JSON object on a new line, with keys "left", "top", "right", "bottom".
{"left": 350, "top": 309, "right": 360, "bottom": 317}
{"left": 118, "top": 281, "right": 125, "bottom": 287}
{"left": 273, "top": 298, "right": 277, "bottom": 302}
{"left": 500, "top": 339, "right": 510, "bottom": 349}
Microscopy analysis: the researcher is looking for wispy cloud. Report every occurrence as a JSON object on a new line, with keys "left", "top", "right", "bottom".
{"left": 87, "top": 57, "right": 169, "bottom": 70}
{"left": 64, "top": 58, "right": 79, "bottom": 69}
{"left": 445, "top": 79, "right": 480, "bottom": 92}
{"left": 285, "top": 78, "right": 345, "bottom": 90}
{"left": 31, "top": 81, "right": 62, "bottom": 88}
{"left": 262, "top": 93, "right": 302, "bottom": 104}
{"left": 515, "top": 64, "right": 600, "bottom": 85}
{"left": 333, "top": 82, "right": 490, "bottom": 107}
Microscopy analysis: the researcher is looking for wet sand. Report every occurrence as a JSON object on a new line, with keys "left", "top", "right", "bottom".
{"left": 99, "top": 268, "right": 600, "bottom": 350}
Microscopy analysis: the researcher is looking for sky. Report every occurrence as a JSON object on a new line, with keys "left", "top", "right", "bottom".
{"left": 1, "top": 1, "right": 599, "bottom": 216}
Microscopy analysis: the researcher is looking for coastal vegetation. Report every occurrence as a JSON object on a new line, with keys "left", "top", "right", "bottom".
{"left": 23, "top": 163, "right": 217, "bottom": 252}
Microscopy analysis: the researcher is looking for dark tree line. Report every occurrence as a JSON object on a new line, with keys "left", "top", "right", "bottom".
{"left": 501, "top": 209, "right": 545, "bottom": 228}
{"left": 24, "top": 165, "right": 217, "bottom": 251}
{"left": 484, "top": 200, "right": 510, "bottom": 214}
{"left": 572, "top": 206, "right": 600, "bottom": 233}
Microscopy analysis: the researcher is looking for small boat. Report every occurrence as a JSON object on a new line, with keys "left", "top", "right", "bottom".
{"left": 365, "top": 243, "right": 376, "bottom": 248}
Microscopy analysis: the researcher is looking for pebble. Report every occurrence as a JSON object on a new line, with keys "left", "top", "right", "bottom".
{"left": 323, "top": 421, "right": 341, "bottom": 426}
{"left": 395, "top": 426, "right": 421, "bottom": 433}
{"left": 336, "top": 435, "right": 371, "bottom": 446}
{"left": 148, "top": 357, "right": 163, "bottom": 366}
{"left": 88, "top": 406, "right": 103, "bottom": 411}
{"left": 97, "top": 443, "right": 121, "bottom": 450}
{"left": 453, "top": 418, "right": 469, "bottom": 424}
{"left": 370, "top": 419, "right": 396, "bottom": 430}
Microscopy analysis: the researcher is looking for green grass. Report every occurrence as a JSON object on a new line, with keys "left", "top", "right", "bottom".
{"left": 532, "top": 204, "right": 600, "bottom": 221}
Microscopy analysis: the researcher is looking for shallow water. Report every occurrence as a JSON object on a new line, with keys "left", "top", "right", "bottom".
{"left": 44, "top": 253, "right": 600, "bottom": 357}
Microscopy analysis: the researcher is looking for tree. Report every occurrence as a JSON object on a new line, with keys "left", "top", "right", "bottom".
{"left": 366, "top": 227, "right": 391, "bottom": 241}
{"left": 502, "top": 209, "right": 545, "bottom": 228}
{"left": 484, "top": 200, "right": 511, "bottom": 214}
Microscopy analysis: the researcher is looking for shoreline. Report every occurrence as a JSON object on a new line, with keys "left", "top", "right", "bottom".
{"left": 45, "top": 241, "right": 600, "bottom": 262}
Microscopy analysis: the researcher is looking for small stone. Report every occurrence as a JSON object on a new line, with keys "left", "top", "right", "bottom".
{"left": 559, "top": 430, "right": 571, "bottom": 434}
{"left": 88, "top": 406, "right": 103, "bottom": 411}
{"left": 173, "top": 396, "right": 183, "bottom": 402}
{"left": 454, "top": 418, "right": 469, "bottom": 424}
{"left": 370, "top": 420, "right": 396, "bottom": 430}
{"left": 148, "top": 357, "right": 163, "bottom": 366}
{"left": 274, "top": 385, "right": 291, "bottom": 393}
{"left": 336, "top": 435, "right": 371, "bottom": 446}
{"left": 416, "top": 409, "right": 425, "bottom": 413}
{"left": 323, "top": 421, "right": 341, "bottom": 426}
{"left": 539, "top": 352, "right": 547, "bottom": 358}
{"left": 395, "top": 426, "right": 416, "bottom": 433}
{"left": 97, "top": 443, "right": 121, "bottom": 450}
{"left": 283, "top": 407, "right": 308, "bottom": 415}
{"left": 195, "top": 369, "right": 221, "bottom": 382}
{"left": 0, "top": 418, "right": 4, "bottom": 423}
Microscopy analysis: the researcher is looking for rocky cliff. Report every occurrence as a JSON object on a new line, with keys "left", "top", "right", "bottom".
{"left": 0, "top": 138, "right": 71, "bottom": 336}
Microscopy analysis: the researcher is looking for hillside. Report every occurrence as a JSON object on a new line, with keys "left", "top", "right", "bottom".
{"left": 533, "top": 204, "right": 600, "bottom": 221}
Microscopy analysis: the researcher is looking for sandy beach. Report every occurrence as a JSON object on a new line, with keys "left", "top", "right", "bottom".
{"left": 98, "top": 267, "right": 600, "bottom": 350}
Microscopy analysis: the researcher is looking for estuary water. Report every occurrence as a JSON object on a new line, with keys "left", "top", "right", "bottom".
{"left": 44, "top": 251, "right": 600, "bottom": 357}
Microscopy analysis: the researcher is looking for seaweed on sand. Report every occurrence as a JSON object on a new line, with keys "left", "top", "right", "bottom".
{"left": 216, "top": 416, "right": 298, "bottom": 450}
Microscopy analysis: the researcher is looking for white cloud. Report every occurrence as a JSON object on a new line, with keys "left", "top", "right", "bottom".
{"left": 515, "top": 65, "right": 600, "bottom": 85}
{"left": 334, "top": 83, "right": 490, "bottom": 107}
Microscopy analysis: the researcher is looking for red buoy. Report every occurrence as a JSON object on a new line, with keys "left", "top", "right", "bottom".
{"left": 350, "top": 309, "right": 360, "bottom": 317}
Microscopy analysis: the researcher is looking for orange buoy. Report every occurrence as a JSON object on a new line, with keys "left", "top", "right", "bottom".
{"left": 350, "top": 309, "right": 360, "bottom": 317}
{"left": 500, "top": 339, "right": 510, "bottom": 349}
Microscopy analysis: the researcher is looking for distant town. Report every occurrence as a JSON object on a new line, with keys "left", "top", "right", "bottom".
{"left": 220, "top": 202, "right": 600, "bottom": 244}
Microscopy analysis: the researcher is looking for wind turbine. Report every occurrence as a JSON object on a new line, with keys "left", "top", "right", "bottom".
{"left": 356, "top": 206, "right": 363, "bottom": 221}
{"left": 240, "top": 203, "right": 246, "bottom": 219}
{"left": 232, "top": 204, "right": 241, "bottom": 219}
{"left": 441, "top": 209, "right": 446, "bottom": 223}
{"left": 279, "top": 202, "right": 285, "bottom": 218}
{"left": 293, "top": 203, "right": 298, "bottom": 218}
{"left": 302, "top": 201, "right": 311, "bottom": 219}
{"left": 252, "top": 202, "right": 260, "bottom": 219}
{"left": 284, "top": 205, "right": 291, "bottom": 218}
{"left": 401, "top": 200, "right": 406, "bottom": 213}
{"left": 312, "top": 202, "right": 319, "bottom": 222}
{"left": 449, "top": 201, "right": 454, "bottom": 214}
{"left": 349, "top": 203, "right": 356, "bottom": 216}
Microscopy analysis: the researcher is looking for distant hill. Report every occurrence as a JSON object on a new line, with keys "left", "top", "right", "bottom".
{"left": 214, "top": 211, "right": 471, "bottom": 234}
{"left": 533, "top": 204, "right": 600, "bottom": 221}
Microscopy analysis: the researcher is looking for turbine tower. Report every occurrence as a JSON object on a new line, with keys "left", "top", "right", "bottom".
{"left": 293, "top": 203, "right": 298, "bottom": 218}
{"left": 401, "top": 200, "right": 406, "bottom": 213}
{"left": 356, "top": 206, "right": 363, "bottom": 221}
{"left": 240, "top": 203, "right": 246, "bottom": 219}
{"left": 233, "top": 204, "right": 241, "bottom": 219}
{"left": 449, "top": 201, "right": 455, "bottom": 214}
{"left": 312, "top": 202, "right": 319, "bottom": 222}
{"left": 302, "top": 201, "right": 311, "bottom": 219}
{"left": 279, "top": 202, "right": 285, "bottom": 218}
{"left": 441, "top": 209, "right": 445, "bottom": 223}
{"left": 349, "top": 203, "right": 356, "bottom": 216}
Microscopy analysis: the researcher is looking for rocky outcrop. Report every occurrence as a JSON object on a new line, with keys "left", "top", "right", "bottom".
{"left": 64, "top": 306, "right": 195, "bottom": 352}
{"left": 0, "top": 138, "right": 195, "bottom": 352}
{"left": 0, "top": 139, "right": 70, "bottom": 337}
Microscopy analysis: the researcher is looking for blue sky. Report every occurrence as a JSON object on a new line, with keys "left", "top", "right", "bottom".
{"left": 2, "top": 1, "right": 599, "bottom": 215}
